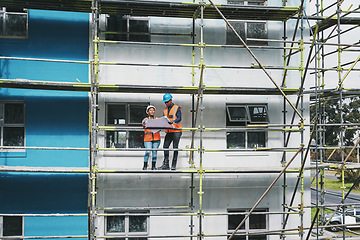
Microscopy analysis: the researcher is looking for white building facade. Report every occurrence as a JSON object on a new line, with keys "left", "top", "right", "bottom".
{"left": 94, "top": 0, "right": 311, "bottom": 240}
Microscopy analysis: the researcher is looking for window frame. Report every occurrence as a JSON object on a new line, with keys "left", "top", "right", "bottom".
{"left": 0, "top": 7, "right": 28, "bottom": 39}
{"left": 105, "top": 14, "right": 151, "bottom": 42}
{"left": 226, "top": 104, "right": 268, "bottom": 149}
{"left": 226, "top": 0, "right": 268, "bottom": 46}
{"left": 105, "top": 102, "right": 148, "bottom": 149}
{"left": 227, "top": 208, "right": 268, "bottom": 240}
{"left": 105, "top": 211, "right": 149, "bottom": 240}
{"left": 0, "top": 101, "right": 26, "bottom": 148}
{"left": 0, "top": 216, "right": 24, "bottom": 239}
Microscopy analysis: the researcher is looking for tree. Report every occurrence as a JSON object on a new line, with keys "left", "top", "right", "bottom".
{"left": 336, "top": 169, "right": 360, "bottom": 189}
{"left": 310, "top": 96, "right": 360, "bottom": 146}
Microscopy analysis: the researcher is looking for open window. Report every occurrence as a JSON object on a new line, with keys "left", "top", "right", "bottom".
{"left": 226, "top": 104, "right": 268, "bottom": 149}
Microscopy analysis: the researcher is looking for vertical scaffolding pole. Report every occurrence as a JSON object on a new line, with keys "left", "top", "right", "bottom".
{"left": 318, "top": 1, "right": 326, "bottom": 236}
{"left": 336, "top": 1, "right": 346, "bottom": 238}
{"left": 281, "top": 16, "right": 287, "bottom": 240}
{"left": 197, "top": 1, "right": 205, "bottom": 239}
{"left": 89, "top": 0, "right": 100, "bottom": 239}
{"left": 314, "top": 1, "right": 321, "bottom": 238}
{"left": 299, "top": 12, "right": 305, "bottom": 238}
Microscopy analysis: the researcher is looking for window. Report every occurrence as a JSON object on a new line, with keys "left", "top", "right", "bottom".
{"left": 0, "top": 7, "right": 28, "bottom": 38}
{"left": 0, "top": 216, "right": 23, "bottom": 239}
{"left": 226, "top": 104, "right": 268, "bottom": 149}
{"left": 106, "top": 212, "right": 148, "bottom": 240}
{"left": 106, "top": 15, "right": 150, "bottom": 42}
{"left": 228, "top": 209, "right": 267, "bottom": 240}
{"left": 226, "top": 1, "right": 267, "bottom": 45}
{"left": 0, "top": 102, "right": 25, "bottom": 147}
{"left": 106, "top": 103, "right": 147, "bottom": 148}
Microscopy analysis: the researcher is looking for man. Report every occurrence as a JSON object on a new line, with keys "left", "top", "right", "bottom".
{"left": 159, "top": 93, "right": 182, "bottom": 170}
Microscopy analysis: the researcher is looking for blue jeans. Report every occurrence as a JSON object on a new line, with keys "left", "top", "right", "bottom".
{"left": 144, "top": 140, "right": 160, "bottom": 163}
{"left": 163, "top": 132, "right": 182, "bottom": 161}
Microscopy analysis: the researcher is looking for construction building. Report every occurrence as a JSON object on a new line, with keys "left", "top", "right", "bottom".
{"left": 0, "top": 0, "right": 359, "bottom": 239}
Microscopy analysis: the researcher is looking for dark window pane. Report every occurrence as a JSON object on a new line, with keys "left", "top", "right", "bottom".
{"left": 227, "top": 132, "right": 245, "bottom": 149}
{"left": 129, "top": 215, "right": 147, "bottom": 232}
{"left": 129, "top": 238, "right": 147, "bottom": 240}
{"left": 248, "top": 1, "right": 264, "bottom": 6}
{"left": 129, "top": 131, "right": 144, "bottom": 148}
{"left": 228, "top": 1, "right": 245, "bottom": 5}
{"left": 247, "top": 22, "right": 267, "bottom": 45}
{"left": 4, "top": 103, "right": 24, "bottom": 124}
{"left": 5, "top": 13, "right": 27, "bottom": 37}
{"left": 3, "top": 216, "right": 22, "bottom": 236}
{"left": 227, "top": 21, "right": 245, "bottom": 45}
{"left": 108, "top": 105, "right": 126, "bottom": 125}
{"left": 249, "top": 214, "right": 266, "bottom": 229}
{"left": 247, "top": 132, "right": 265, "bottom": 148}
{"left": 107, "top": 216, "right": 125, "bottom": 233}
{"left": 129, "top": 105, "right": 147, "bottom": 124}
{"left": 0, "top": 12, "right": 4, "bottom": 35}
{"left": 249, "top": 236, "right": 267, "bottom": 240}
{"left": 230, "top": 236, "right": 246, "bottom": 240}
{"left": 228, "top": 214, "right": 245, "bottom": 230}
{"left": 106, "top": 15, "right": 124, "bottom": 41}
{"left": 227, "top": 106, "right": 248, "bottom": 122}
{"left": 107, "top": 131, "right": 126, "bottom": 148}
{"left": 129, "top": 19, "right": 150, "bottom": 42}
{"left": 248, "top": 106, "right": 267, "bottom": 122}
{"left": 3, "top": 127, "right": 24, "bottom": 146}
{"left": 113, "top": 238, "right": 125, "bottom": 240}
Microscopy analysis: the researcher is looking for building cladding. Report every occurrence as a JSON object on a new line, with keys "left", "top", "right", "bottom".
{"left": 0, "top": 1, "right": 313, "bottom": 240}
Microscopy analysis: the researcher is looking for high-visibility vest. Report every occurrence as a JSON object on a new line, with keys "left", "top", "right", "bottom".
{"left": 163, "top": 104, "right": 182, "bottom": 133}
{"left": 143, "top": 117, "right": 161, "bottom": 142}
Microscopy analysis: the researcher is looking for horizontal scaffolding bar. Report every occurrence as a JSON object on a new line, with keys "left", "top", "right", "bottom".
{"left": 1, "top": 0, "right": 300, "bottom": 21}
{"left": 0, "top": 56, "right": 89, "bottom": 64}
{"left": 0, "top": 146, "right": 88, "bottom": 150}
{"left": 0, "top": 79, "right": 300, "bottom": 95}
{"left": 0, "top": 165, "right": 302, "bottom": 174}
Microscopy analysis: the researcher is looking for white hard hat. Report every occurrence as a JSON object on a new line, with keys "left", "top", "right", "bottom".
{"left": 146, "top": 105, "right": 156, "bottom": 113}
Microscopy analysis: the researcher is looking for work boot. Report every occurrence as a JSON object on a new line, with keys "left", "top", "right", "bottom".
{"left": 159, "top": 159, "right": 170, "bottom": 170}
{"left": 142, "top": 162, "right": 148, "bottom": 170}
{"left": 171, "top": 159, "right": 177, "bottom": 170}
{"left": 151, "top": 162, "right": 157, "bottom": 170}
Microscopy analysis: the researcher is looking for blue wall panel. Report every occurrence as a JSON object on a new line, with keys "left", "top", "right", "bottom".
{"left": 0, "top": 8, "right": 90, "bottom": 235}
{"left": 25, "top": 216, "right": 88, "bottom": 240}
{"left": 0, "top": 9, "right": 90, "bottom": 167}
{"left": 0, "top": 173, "right": 88, "bottom": 213}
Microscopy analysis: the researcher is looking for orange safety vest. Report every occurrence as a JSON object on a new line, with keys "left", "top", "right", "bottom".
{"left": 143, "top": 117, "right": 161, "bottom": 142}
{"left": 163, "top": 104, "right": 182, "bottom": 133}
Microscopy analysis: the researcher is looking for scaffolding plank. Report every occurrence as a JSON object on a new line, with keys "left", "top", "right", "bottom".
{"left": 0, "top": 79, "right": 299, "bottom": 95}
{"left": 2, "top": 0, "right": 299, "bottom": 21}
{"left": 311, "top": 16, "right": 360, "bottom": 34}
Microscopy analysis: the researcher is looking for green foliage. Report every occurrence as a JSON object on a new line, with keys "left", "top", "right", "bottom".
{"left": 310, "top": 97, "right": 360, "bottom": 146}
{"left": 336, "top": 169, "right": 360, "bottom": 189}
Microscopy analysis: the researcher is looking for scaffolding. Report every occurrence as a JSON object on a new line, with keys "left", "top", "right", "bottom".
{"left": 1, "top": 0, "right": 360, "bottom": 240}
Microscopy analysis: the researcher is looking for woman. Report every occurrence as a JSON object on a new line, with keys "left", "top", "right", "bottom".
{"left": 142, "top": 105, "right": 161, "bottom": 170}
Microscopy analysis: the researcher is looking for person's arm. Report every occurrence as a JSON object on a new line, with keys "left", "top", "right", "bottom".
{"left": 174, "top": 107, "right": 182, "bottom": 123}
{"left": 142, "top": 118, "right": 147, "bottom": 127}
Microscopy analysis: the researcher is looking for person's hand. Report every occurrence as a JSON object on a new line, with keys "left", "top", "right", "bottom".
{"left": 142, "top": 122, "right": 146, "bottom": 127}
